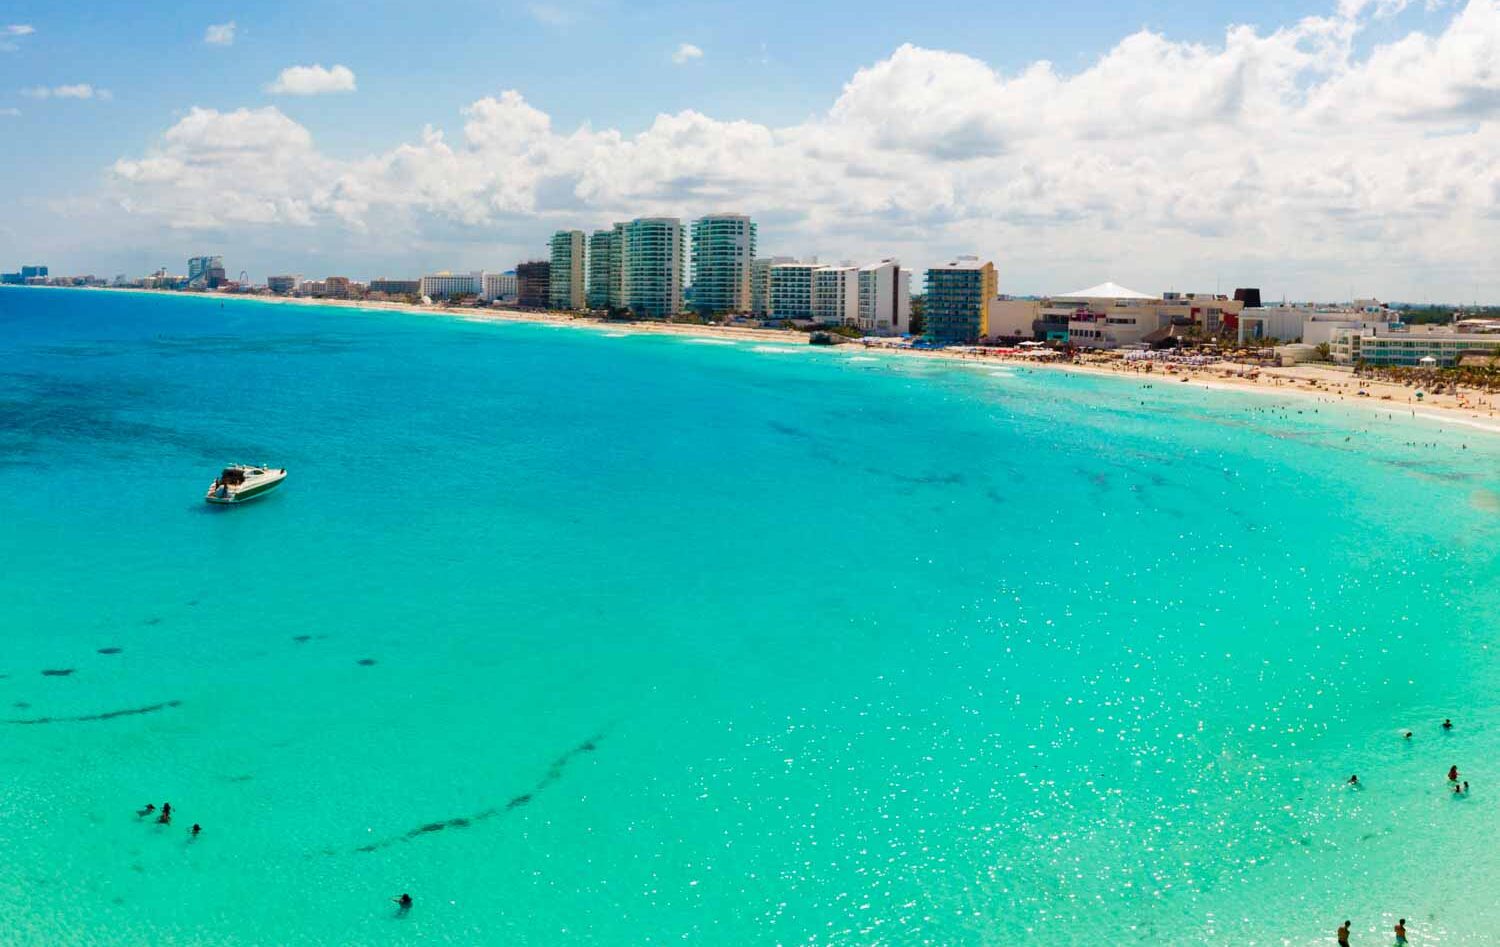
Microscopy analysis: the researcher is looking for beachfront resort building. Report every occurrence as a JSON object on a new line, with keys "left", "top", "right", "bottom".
{"left": 751, "top": 257, "right": 795, "bottom": 317}
{"left": 620, "top": 217, "right": 685, "bottom": 318}
{"left": 856, "top": 259, "right": 912, "bottom": 336}
{"left": 267, "top": 275, "right": 301, "bottom": 295}
{"left": 516, "top": 260, "right": 551, "bottom": 308}
{"left": 549, "top": 230, "right": 586, "bottom": 311}
{"left": 588, "top": 226, "right": 624, "bottom": 310}
{"left": 187, "top": 255, "right": 226, "bottom": 290}
{"left": 690, "top": 214, "right": 756, "bottom": 315}
{"left": 1327, "top": 323, "right": 1500, "bottom": 367}
{"left": 4, "top": 265, "right": 49, "bottom": 284}
{"left": 813, "top": 265, "right": 860, "bottom": 326}
{"left": 1235, "top": 300, "right": 1398, "bottom": 344}
{"left": 419, "top": 271, "right": 482, "bottom": 300}
{"left": 481, "top": 271, "right": 517, "bottom": 303}
{"left": 768, "top": 262, "right": 819, "bottom": 319}
{"left": 370, "top": 278, "right": 420, "bottom": 297}
{"left": 924, "top": 257, "right": 997, "bottom": 344}
{"left": 1049, "top": 283, "right": 1243, "bottom": 348}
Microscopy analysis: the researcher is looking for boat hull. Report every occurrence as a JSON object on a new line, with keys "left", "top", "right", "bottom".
{"left": 205, "top": 471, "right": 286, "bottom": 505}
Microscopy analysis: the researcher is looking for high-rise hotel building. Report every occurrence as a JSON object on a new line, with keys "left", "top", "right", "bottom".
{"left": 924, "top": 257, "right": 997, "bottom": 344}
{"left": 620, "top": 217, "right": 685, "bottom": 318}
{"left": 857, "top": 259, "right": 911, "bottom": 336}
{"left": 516, "top": 260, "right": 551, "bottom": 308}
{"left": 689, "top": 214, "right": 756, "bottom": 315}
{"left": 549, "top": 230, "right": 586, "bottom": 311}
{"left": 588, "top": 225, "right": 624, "bottom": 310}
{"left": 750, "top": 257, "right": 794, "bottom": 316}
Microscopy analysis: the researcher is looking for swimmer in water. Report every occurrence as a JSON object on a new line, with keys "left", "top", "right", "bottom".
{"left": 1404, "top": 731, "right": 1413, "bottom": 740}
{"left": 393, "top": 893, "right": 412, "bottom": 914}
{"left": 137, "top": 803, "right": 155, "bottom": 818}
{"left": 1449, "top": 765, "right": 1460, "bottom": 782}
{"left": 191, "top": 823, "right": 201, "bottom": 837}
{"left": 157, "top": 802, "right": 172, "bottom": 825}
{"left": 1443, "top": 718, "right": 1453, "bottom": 730}
{"left": 1395, "top": 918, "right": 1407, "bottom": 943}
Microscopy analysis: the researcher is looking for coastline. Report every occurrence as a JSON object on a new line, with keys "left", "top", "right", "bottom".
{"left": 45, "top": 284, "right": 1500, "bottom": 436}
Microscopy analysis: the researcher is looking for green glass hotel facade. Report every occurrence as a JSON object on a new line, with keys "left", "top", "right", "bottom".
{"left": 924, "top": 258, "right": 997, "bottom": 344}
{"left": 690, "top": 214, "right": 756, "bottom": 315}
{"left": 620, "top": 217, "right": 686, "bottom": 318}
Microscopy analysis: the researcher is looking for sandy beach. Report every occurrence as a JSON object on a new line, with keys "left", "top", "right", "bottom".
{"left": 56, "top": 285, "right": 1500, "bottom": 436}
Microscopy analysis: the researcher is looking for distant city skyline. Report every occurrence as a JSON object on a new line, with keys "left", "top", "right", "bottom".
{"left": 3, "top": 0, "right": 1500, "bottom": 302}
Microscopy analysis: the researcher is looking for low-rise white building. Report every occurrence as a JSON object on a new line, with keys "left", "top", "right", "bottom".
{"left": 1051, "top": 283, "right": 1242, "bottom": 348}
{"left": 420, "top": 271, "right": 482, "bottom": 300}
{"left": 986, "top": 298, "right": 1041, "bottom": 340}
{"left": 481, "top": 271, "right": 518, "bottom": 302}
{"left": 1329, "top": 324, "right": 1500, "bottom": 367}
{"left": 1237, "top": 300, "right": 1398, "bottom": 344}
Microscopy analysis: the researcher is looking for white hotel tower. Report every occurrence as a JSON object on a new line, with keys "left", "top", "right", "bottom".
{"left": 620, "top": 217, "right": 686, "bottom": 318}
{"left": 690, "top": 213, "right": 756, "bottom": 315}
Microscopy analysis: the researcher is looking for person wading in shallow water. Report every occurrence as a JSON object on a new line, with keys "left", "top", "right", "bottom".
{"left": 1395, "top": 918, "right": 1408, "bottom": 944}
{"left": 1337, "top": 919, "right": 1351, "bottom": 946}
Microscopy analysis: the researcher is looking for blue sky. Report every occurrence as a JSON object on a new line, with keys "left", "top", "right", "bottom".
{"left": 2, "top": 0, "right": 1497, "bottom": 300}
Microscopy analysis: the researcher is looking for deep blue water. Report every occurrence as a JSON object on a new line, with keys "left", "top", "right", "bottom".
{"left": 1, "top": 286, "right": 1498, "bottom": 945}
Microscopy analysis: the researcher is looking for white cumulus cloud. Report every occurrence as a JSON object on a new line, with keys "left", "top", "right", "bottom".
{"left": 102, "top": 0, "right": 1500, "bottom": 299}
{"left": 266, "top": 64, "right": 356, "bottom": 96}
{"left": 672, "top": 43, "right": 703, "bottom": 64}
{"left": 204, "top": 21, "right": 236, "bottom": 46}
{"left": 2, "top": 22, "right": 35, "bottom": 51}
{"left": 23, "top": 83, "right": 110, "bottom": 100}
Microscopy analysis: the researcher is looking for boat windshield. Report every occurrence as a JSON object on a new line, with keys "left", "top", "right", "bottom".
{"left": 220, "top": 468, "right": 246, "bottom": 485}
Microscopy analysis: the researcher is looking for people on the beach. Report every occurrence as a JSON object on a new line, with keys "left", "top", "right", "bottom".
{"left": 1337, "top": 919, "right": 1351, "bottom": 946}
{"left": 1394, "top": 918, "right": 1407, "bottom": 943}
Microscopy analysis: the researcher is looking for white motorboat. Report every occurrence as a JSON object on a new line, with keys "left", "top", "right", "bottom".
{"left": 205, "top": 464, "right": 287, "bottom": 505}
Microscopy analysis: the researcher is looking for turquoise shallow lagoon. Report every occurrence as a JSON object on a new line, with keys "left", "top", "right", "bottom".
{"left": 1, "top": 287, "right": 1498, "bottom": 945}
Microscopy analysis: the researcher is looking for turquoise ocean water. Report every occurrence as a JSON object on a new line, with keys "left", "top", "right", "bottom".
{"left": 1, "top": 287, "right": 1498, "bottom": 945}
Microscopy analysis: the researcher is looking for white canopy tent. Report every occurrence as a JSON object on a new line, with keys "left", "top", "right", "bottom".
{"left": 1054, "top": 281, "right": 1157, "bottom": 301}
